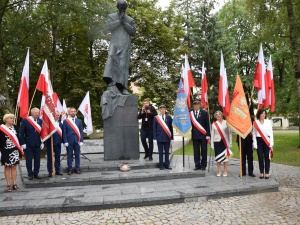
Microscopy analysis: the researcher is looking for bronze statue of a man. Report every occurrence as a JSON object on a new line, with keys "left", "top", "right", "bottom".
{"left": 103, "top": 0, "right": 136, "bottom": 95}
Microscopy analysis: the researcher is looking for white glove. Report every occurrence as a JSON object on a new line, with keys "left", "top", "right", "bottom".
{"left": 229, "top": 144, "right": 232, "bottom": 148}
{"left": 64, "top": 143, "right": 69, "bottom": 147}
{"left": 40, "top": 143, "right": 44, "bottom": 149}
{"left": 171, "top": 140, "right": 174, "bottom": 146}
{"left": 22, "top": 144, "right": 26, "bottom": 149}
{"left": 253, "top": 144, "right": 257, "bottom": 149}
{"left": 153, "top": 140, "right": 157, "bottom": 146}
{"left": 79, "top": 142, "right": 83, "bottom": 147}
{"left": 211, "top": 145, "right": 214, "bottom": 150}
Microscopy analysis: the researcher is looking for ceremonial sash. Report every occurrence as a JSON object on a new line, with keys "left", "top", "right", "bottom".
{"left": 56, "top": 126, "right": 62, "bottom": 139}
{"left": 253, "top": 120, "right": 273, "bottom": 159}
{"left": 65, "top": 118, "right": 81, "bottom": 141}
{"left": 0, "top": 125, "right": 24, "bottom": 155}
{"left": 190, "top": 111, "right": 207, "bottom": 135}
{"left": 213, "top": 121, "right": 232, "bottom": 157}
{"left": 26, "top": 117, "right": 41, "bottom": 134}
{"left": 155, "top": 115, "right": 172, "bottom": 139}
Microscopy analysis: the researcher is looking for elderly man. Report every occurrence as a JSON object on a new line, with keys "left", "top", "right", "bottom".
{"left": 19, "top": 107, "right": 43, "bottom": 180}
{"left": 63, "top": 107, "right": 84, "bottom": 175}
{"left": 103, "top": 0, "right": 136, "bottom": 94}
{"left": 190, "top": 100, "right": 211, "bottom": 171}
{"left": 46, "top": 111, "right": 63, "bottom": 177}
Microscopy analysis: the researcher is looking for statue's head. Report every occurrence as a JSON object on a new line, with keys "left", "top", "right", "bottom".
{"left": 117, "top": 0, "right": 128, "bottom": 11}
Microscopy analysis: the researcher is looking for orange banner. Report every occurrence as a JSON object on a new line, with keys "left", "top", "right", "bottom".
{"left": 226, "top": 75, "right": 252, "bottom": 139}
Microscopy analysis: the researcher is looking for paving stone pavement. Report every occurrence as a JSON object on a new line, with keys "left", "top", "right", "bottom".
{"left": 0, "top": 159, "right": 299, "bottom": 224}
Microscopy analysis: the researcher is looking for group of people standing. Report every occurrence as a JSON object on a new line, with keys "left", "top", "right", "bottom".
{"left": 138, "top": 99, "right": 274, "bottom": 180}
{"left": 0, "top": 107, "right": 84, "bottom": 192}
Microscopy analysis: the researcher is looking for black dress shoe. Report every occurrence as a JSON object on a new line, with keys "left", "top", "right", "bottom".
{"left": 239, "top": 173, "right": 246, "bottom": 177}
{"left": 34, "top": 175, "right": 41, "bottom": 179}
{"left": 194, "top": 167, "right": 200, "bottom": 171}
{"left": 143, "top": 155, "right": 149, "bottom": 159}
{"left": 201, "top": 167, "right": 206, "bottom": 171}
{"left": 165, "top": 166, "right": 172, "bottom": 170}
{"left": 149, "top": 157, "right": 153, "bottom": 161}
{"left": 248, "top": 173, "right": 256, "bottom": 177}
{"left": 160, "top": 166, "right": 164, "bottom": 170}
{"left": 56, "top": 172, "right": 63, "bottom": 175}
{"left": 28, "top": 176, "right": 33, "bottom": 180}
{"left": 48, "top": 174, "right": 52, "bottom": 177}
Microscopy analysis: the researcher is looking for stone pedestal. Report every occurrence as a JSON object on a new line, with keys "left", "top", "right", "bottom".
{"left": 103, "top": 94, "right": 139, "bottom": 160}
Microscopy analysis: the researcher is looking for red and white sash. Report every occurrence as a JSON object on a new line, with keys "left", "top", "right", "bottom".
{"left": 190, "top": 111, "right": 207, "bottom": 135}
{"left": 26, "top": 117, "right": 41, "bottom": 134}
{"left": 56, "top": 126, "right": 62, "bottom": 139}
{"left": 213, "top": 121, "right": 232, "bottom": 157}
{"left": 0, "top": 125, "right": 24, "bottom": 155}
{"left": 65, "top": 118, "right": 81, "bottom": 141}
{"left": 253, "top": 120, "right": 273, "bottom": 159}
{"left": 155, "top": 115, "right": 172, "bottom": 139}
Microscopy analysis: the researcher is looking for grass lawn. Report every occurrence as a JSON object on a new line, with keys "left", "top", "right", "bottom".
{"left": 174, "top": 132, "right": 300, "bottom": 167}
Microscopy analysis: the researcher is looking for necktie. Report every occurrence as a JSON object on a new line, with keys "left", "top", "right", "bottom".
{"left": 163, "top": 115, "right": 165, "bottom": 121}
{"left": 196, "top": 111, "right": 198, "bottom": 118}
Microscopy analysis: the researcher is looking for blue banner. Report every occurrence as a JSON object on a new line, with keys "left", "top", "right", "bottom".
{"left": 172, "top": 79, "right": 192, "bottom": 137}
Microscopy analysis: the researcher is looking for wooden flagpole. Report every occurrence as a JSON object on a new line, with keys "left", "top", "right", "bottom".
{"left": 51, "top": 136, "right": 55, "bottom": 176}
{"left": 239, "top": 136, "right": 243, "bottom": 178}
{"left": 28, "top": 88, "right": 37, "bottom": 116}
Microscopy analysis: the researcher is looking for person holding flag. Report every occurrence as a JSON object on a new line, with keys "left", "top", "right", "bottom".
{"left": 19, "top": 108, "right": 43, "bottom": 180}
{"left": 190, "top": 100, "right": 210, "bottom": 171}
{"left": 0, "top": 114, "right": 24, "bottom": 192}
{"left": 211, "top": 110, "right": 232, "bottom": 177}
{"left": 63, "top": 107, "right": 84, "bottom": 175}
{"left": 46, "top": 111, "right": 63, "bottom": 177}
{"left": 252, "top": 109, "right": 274, "bottom": 179}
{"left": 153, "top": 105, "right": 174, "bottom": 170}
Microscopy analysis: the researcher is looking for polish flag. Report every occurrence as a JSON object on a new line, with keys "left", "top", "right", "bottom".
{"left": 79, "top": 91, "right": 93, "bottom": 135}
{"left": 17, "top": 50, "right": 29, "bottom": 118}
{"left": 36, "top": 60, "right": 57, "bottom": 142}
{"left": 61, "top": 99, "right": 67, "bottom": 121}
{"left": 183, "top": 55, "right": 196, "bottom": 109}
{"left": 218, "top": 52, "right": 230, "bottom": 117}
{"left": 266, "top": 56, "right": 275, "bottom": 112}
{"left": 201, "top": 61, "right": 208, "bottom": 110}
{"left": 253, "top": 44, "right": 266, "bottom": 109}
{"left": 52, "top": 92, "right": 63, "bottom": 114}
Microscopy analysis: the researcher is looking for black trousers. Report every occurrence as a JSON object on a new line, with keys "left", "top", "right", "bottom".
{"left": 240, "top": 140, "right": 254, "bottom": 174}
{"left": 256, "top": 137, "right": 270, "bottom": 174}
{"left": 140, "top": 129, "right": 153, "bottom": 157}
{"left": 193, "top": 139, "right": 207, "bottom": 169}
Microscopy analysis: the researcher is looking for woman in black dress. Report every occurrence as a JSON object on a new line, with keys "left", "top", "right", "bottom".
{"left": 0, "top": 113, "right": 23, "bottom": 192}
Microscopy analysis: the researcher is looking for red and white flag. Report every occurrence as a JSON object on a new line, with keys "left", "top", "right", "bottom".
{"left": 201, "top": 61, "right": 208, "bottom": 110}
{"left": 218, "top": 51, "right": 230, "bottom": 117}
{"left": 78, "top": 91, "right": 93, "bottom": 135}
{"left": 183, "top": 55, "right": 196, "bottom": 109}
{"left": 36, "top": 60, "right": 57, "bottom": 142}
{"left": 253, "top": 44, "right": 266, "bottom": 109}
{"left": 52, "top": 92, "right": 63, "bottom": 114}
{"left": 266, "top": 56, "right": 275, "bottom": 112}
{"left": 17, "top": 49, "right": 29, "bottom": 118}
{"left": 61, "top": 99, "right": 67, "bottom": 121}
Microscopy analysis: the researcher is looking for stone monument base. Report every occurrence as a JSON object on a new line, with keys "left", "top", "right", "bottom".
{"left": 103, "top": 94, "right": 139, "bottom": 160}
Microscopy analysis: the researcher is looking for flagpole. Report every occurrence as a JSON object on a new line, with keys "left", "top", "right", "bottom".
{"left": 14, "top": 105, "right": 19, "bottom": 124}
{"left": 28, "top": 88, "right": 37, "bottom": 116}
{"left": 239, "top": 136, "right": 243, "bottom": 178}
{"left": 51, "top": 136, "right": 55, "bottom": 177}
{"left": 182, "top": 137, "right": 185, "bottom": 167}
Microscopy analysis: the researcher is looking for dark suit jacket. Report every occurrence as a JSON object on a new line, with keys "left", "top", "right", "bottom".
{"left": 137, "top": 105, "right": 157, "bottom": 131}
{"left": 153, "top": 114, "right": 174, "bottom": 142}
{"left": 63, "top": 118, "right": 84, "bottom": 144}
{"left": 46, "top": 121, "right": 63, "bottom": 147}
{"left": 191, "top": 109, "right": 211, "bottom": 140}
{"left": 19, "top": 118, "right": 42, "bottom": 147}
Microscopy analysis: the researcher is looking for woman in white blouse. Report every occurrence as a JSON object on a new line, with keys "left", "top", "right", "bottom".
{"left": 211, "top": 111, "right": 232, "bottom": 177}
{"left": 252, "top": 109, "right": 274, "bottom": 179}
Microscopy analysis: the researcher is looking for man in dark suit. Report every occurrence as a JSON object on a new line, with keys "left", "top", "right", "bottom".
{"left": 137, "top": 99, "right": 157, "bottom": 160}
{"left": 190, "top": 100, "right": 211, "bottom": 171}
{"left": 153, "top": 105, "right": 174, "bottom": 170}
{"left": 63, "top": 107, "right": 84, "bottom": 175}
{"left": 46, "top": 111, "right": 63, "bottom": 177}
{"left": 19, "top": 107, "right": 43, "bottom": 180}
